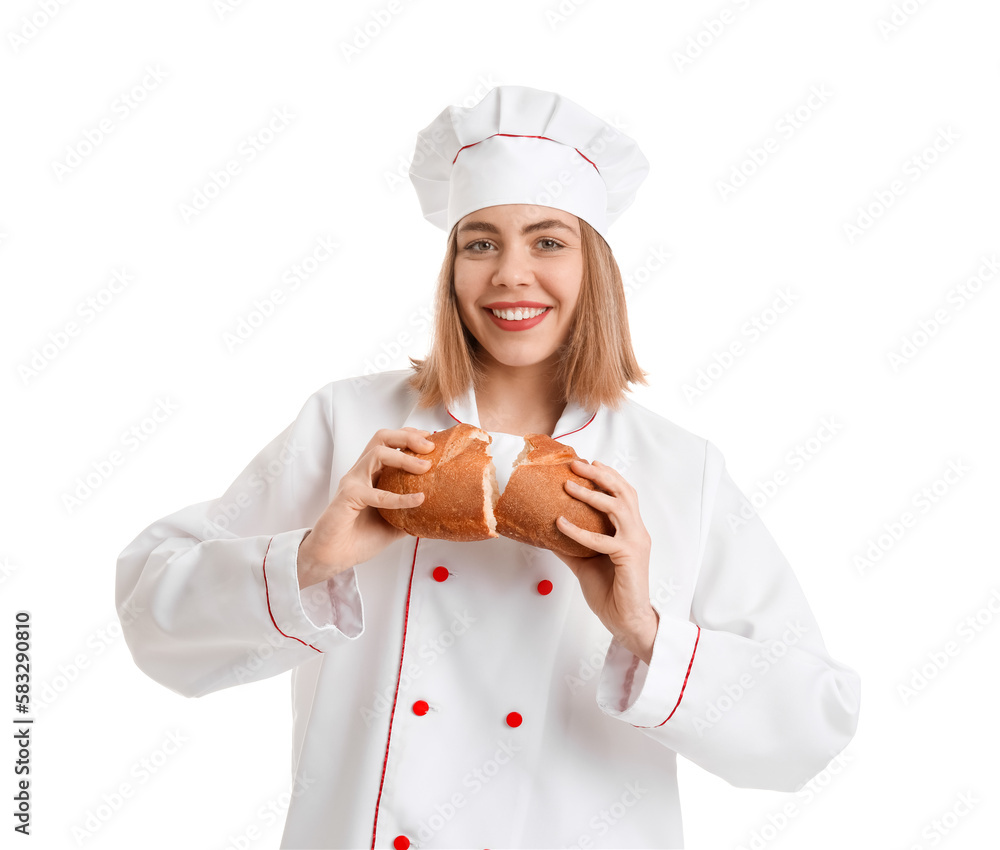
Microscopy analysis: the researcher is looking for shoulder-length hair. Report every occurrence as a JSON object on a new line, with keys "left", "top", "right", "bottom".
{"left": 408, "top": 216, "right": 647, "bottom": 412}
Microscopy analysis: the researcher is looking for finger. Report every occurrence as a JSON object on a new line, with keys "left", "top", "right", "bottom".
{"left": 372, "top": 444, "right": 433, "bottom": 475}
{"left": 370, "top": 428, "right": 436, "bottom": 454}
{"left": 367, "top": 487, "right": 425, "bottom": 510}
{"left": 568, "top": 458, "right": 626, "bottom": 492}
{"left": 564, "top": 478, "right": 619, "bottom": 516}
{"left": 556, "top": 515, "right": 614, "bottom": 556}
{"left": 401, "top": 429, "right": 437, "bottom": 455}
{"left": 340, "top": 476, "right": 423, "bottom": 509}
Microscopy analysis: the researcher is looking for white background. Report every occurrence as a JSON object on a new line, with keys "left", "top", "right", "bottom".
{"left": 3, "top": 0, "right": 999, "bottom": 848}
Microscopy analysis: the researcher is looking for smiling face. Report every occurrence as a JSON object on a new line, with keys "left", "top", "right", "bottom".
{"left": 452, "top": 204, "right": 584, "bottom": 374}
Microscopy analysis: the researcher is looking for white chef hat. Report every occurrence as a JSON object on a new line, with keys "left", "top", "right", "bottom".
{"left": 408, "top": 85, "right": 649, "bottom": 240}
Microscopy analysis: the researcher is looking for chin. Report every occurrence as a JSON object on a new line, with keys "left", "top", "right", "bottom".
{"left": 482, "top": 346, "right": 561, "bottom": 371}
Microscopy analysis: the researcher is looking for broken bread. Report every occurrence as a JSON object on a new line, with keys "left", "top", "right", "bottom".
{"left": 376, "top": 423, "right": 499, "bottom": 541}
{"left": 495, "top": 433, "right": 614, "bottom": 558}
{"left": 376, "top": 424, "right": 613, "bottom": 556}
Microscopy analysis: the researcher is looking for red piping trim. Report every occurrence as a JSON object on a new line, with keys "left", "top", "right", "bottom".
{"left": 654, "top": 626, "right": 700, "bottom": 728}
{"left": 452, "top": 133, "right": 599, "bottom": 172}
{"left": 262, "top": 536, "right": 321, "bottom": 653}
{"left": 370, "top": 538, "right": 420, "bottom": 849}
{"left": 554, "top": 410, "right": 598, "bottom": 440}
{"left": 630, "top": 625, "right": 701, "bottom": 729}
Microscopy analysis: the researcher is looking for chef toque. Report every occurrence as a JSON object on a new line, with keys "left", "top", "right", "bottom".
{"left": 408, "top": 85, "right": 649, "bottom": 240}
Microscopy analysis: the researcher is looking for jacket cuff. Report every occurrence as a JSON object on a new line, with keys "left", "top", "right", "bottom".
{"left": 596, "top": 609, "right": 701, "bottom": 728}
{"left": 259, "top": 528, "right": 365, "bottom": 650}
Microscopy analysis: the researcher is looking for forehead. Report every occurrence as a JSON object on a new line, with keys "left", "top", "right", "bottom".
{"left": 457, "top": 204, "right": 580, "bottom": 235}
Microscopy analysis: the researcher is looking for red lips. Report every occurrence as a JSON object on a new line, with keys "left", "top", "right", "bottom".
{"left": 483, "top": 305, "right": 552, "bottom": 331}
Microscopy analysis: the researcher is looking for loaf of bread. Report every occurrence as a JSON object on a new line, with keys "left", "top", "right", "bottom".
{"left": 376, "top": 423, "right": 499, "bottom": 541}
{"left": 376, "top": 424, "right": 612, "bottom": 556}
{"left": 495, "top": 433, "right": 614, "bottom": 558}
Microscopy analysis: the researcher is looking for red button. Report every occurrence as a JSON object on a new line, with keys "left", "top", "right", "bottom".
{"left": 412, "top": 700, "right": 429, "bottom": 716}
{"left": 394, "top": 836, "right": 410, "bottom": 850}
{"left": 537, "top": 579, "right": 553, "bottom": 595}
{"left": 432, "top": 566, "right": 449, "bottom": 582}
{"left": 506, "top": 711, "right": 522, "bottom": 728}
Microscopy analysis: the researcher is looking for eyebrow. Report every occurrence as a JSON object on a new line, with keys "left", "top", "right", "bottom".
{"left": 457, "top": 218, "right": 579, "bottom": 237}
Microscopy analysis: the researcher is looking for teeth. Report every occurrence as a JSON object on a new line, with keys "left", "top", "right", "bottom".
{"left": 490, "top": 307, "right": 548, "bottom": 321}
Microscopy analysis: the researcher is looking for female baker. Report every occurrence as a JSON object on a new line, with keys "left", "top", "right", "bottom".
{"left": 117, "top": 85, "right": 860, "bottom": 849}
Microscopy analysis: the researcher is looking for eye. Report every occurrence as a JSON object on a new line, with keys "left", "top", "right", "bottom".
{"left": 463, "top": 239, "right": 495, "bottom": 252}
{"left": 537, "top": 238, "right": 563, "bottom": 250}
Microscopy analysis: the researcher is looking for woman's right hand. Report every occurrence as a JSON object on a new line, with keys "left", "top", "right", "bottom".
{"left": 296, "top": 427, "right": 435, "bottom": 588}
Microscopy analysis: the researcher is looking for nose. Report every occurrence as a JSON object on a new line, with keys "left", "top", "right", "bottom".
{"left": 492, "top": 246, "right": 534, "bottom": 287}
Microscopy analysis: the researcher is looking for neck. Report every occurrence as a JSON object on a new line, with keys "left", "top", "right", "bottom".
{"left": 474, "top": 355, "right": 566, "bottom": 436}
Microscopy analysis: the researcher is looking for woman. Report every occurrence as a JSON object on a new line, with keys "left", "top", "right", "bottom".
{"left": 117, "top": 86, "right": 860, "bottom": 849}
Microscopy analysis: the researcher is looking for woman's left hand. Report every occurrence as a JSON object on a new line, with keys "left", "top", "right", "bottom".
{"left": 555, "top": 459, "right": 660, "bottom": 665}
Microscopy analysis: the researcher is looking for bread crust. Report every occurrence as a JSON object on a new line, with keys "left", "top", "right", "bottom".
{"left": 376, "top": 423, "right": 498, "bottom": 542}
{"left": 496, "top": 434, "right": 614, "bottom": 558}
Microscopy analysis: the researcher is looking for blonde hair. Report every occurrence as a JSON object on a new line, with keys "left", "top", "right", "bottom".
{"left": 408, "top": 217, "right": 647, "bottom": 411}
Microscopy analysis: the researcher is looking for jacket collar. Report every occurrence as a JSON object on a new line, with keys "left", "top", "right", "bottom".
{"left": 444, "top": 381, "right": 598, "bottom": 439}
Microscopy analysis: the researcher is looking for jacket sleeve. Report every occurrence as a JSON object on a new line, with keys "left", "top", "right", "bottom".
{"left": 596, "top": 440, "right": 861, "bottom": 791}
{"left": 115, "top": 385, "right": 364, "bottom": 699}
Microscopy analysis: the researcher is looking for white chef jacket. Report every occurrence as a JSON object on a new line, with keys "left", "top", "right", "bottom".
{"left": 116, "top": 369, "right": 860, "bottom": 850}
